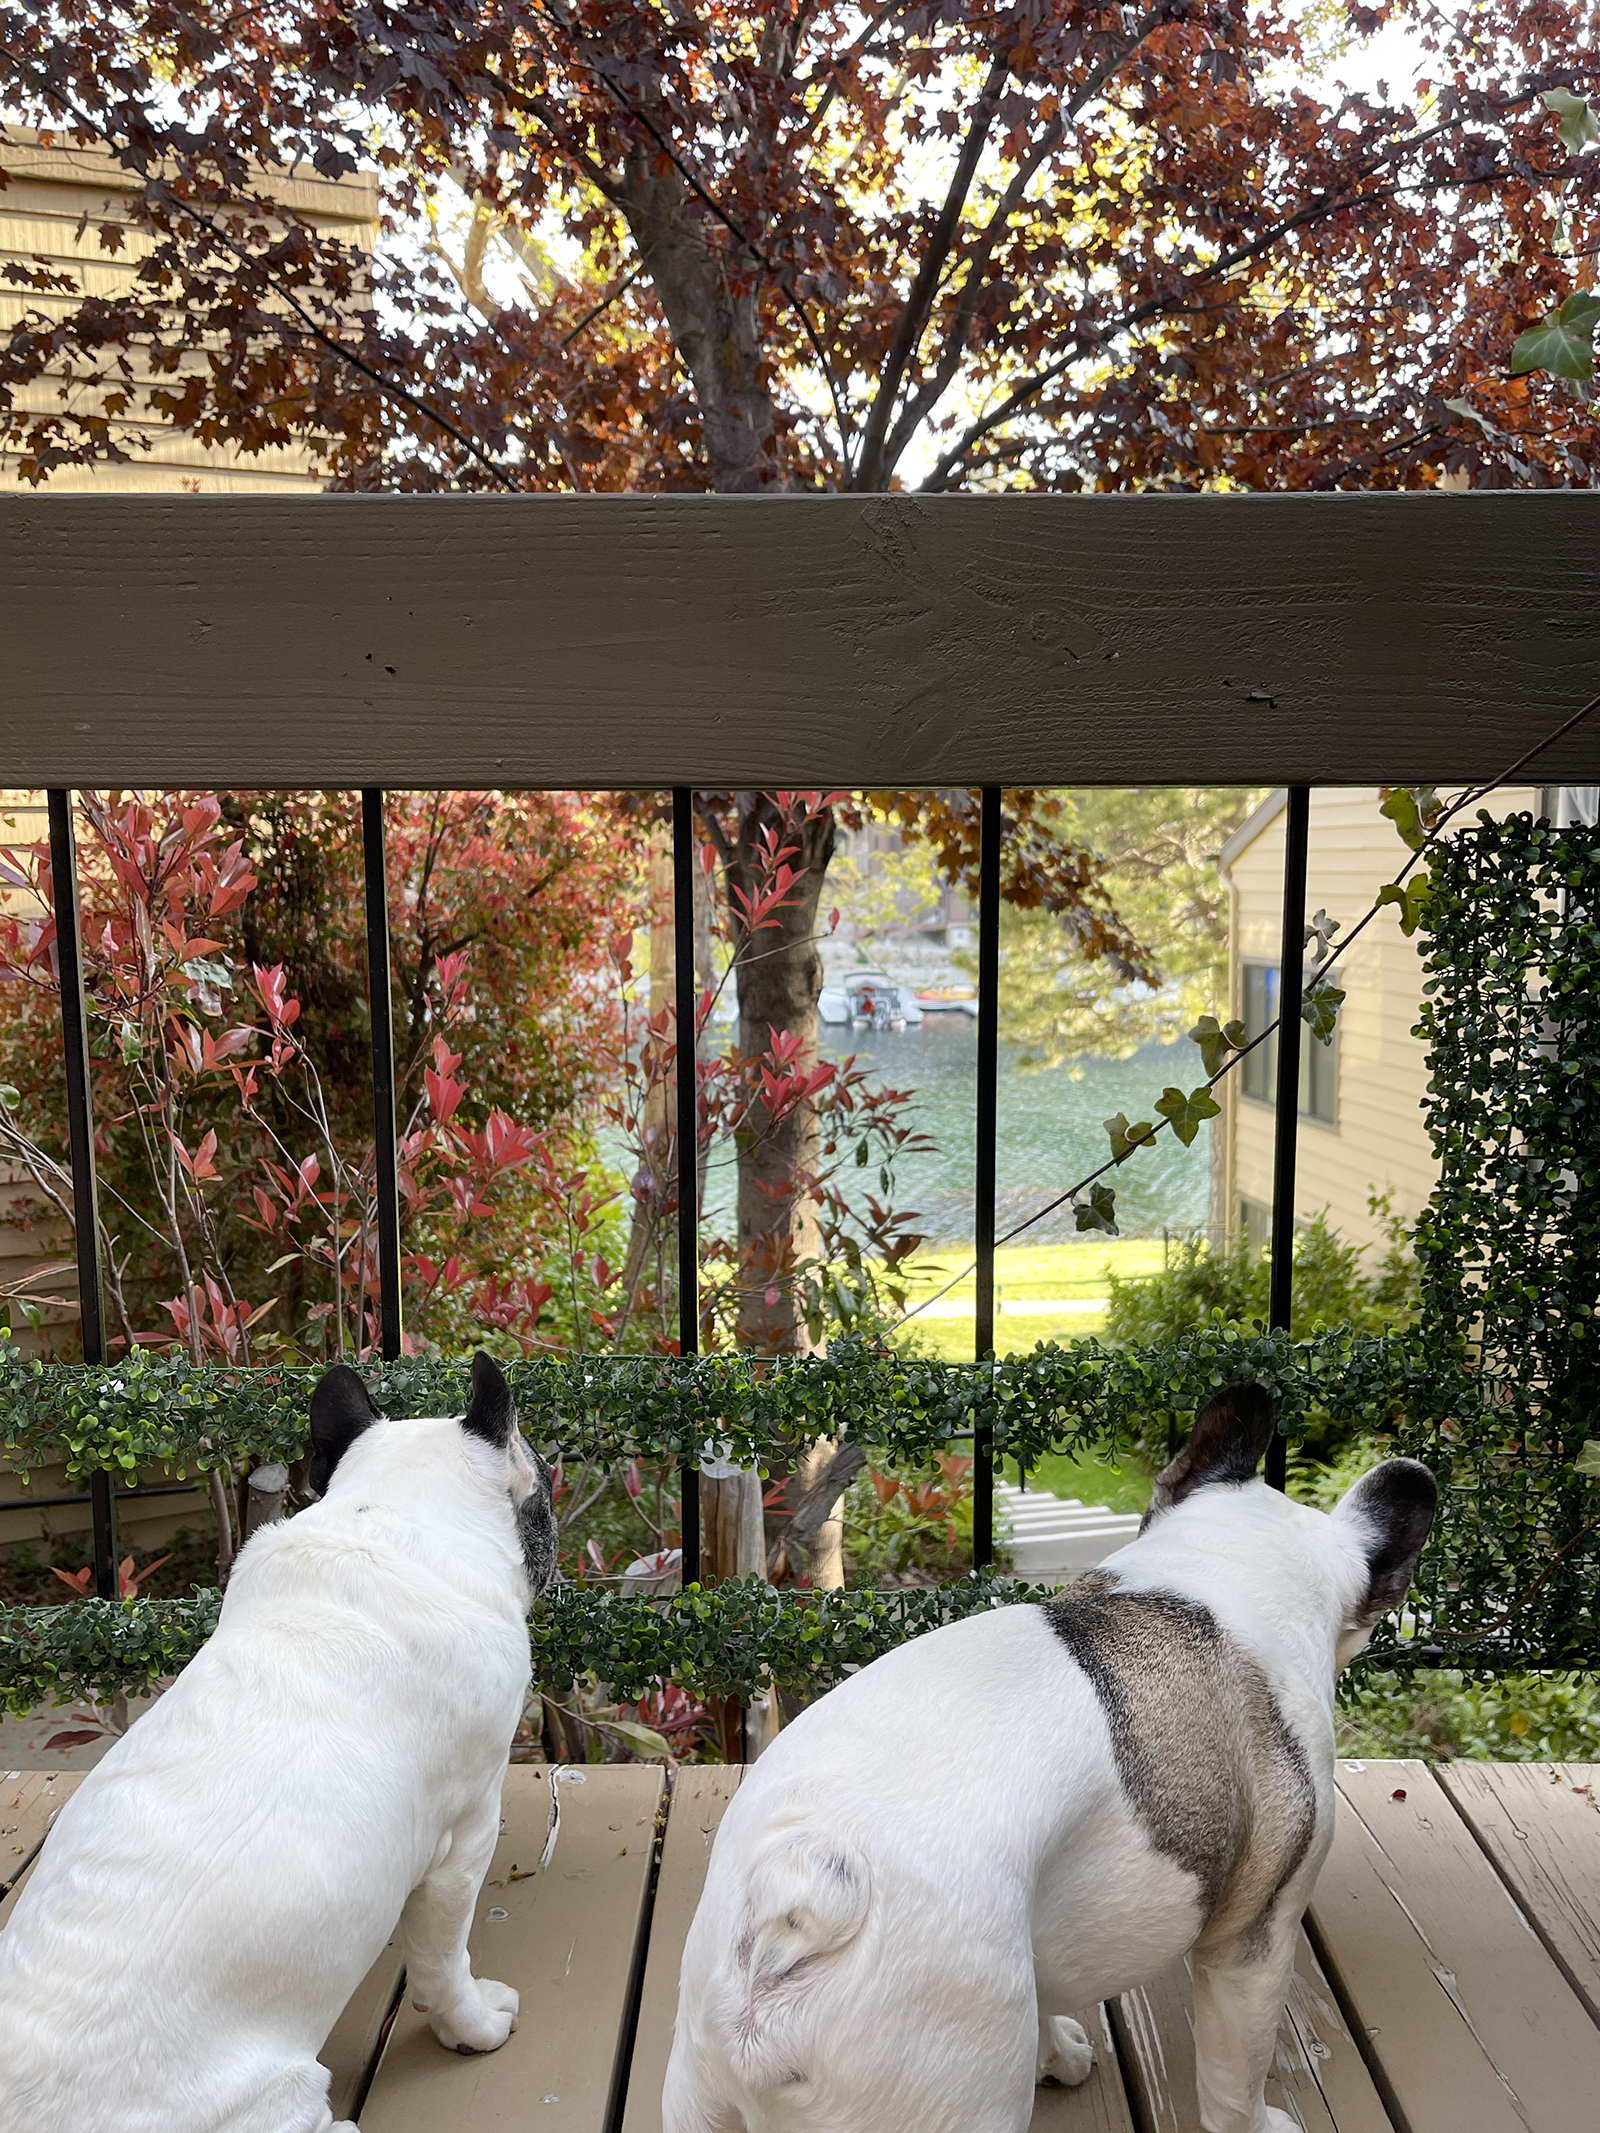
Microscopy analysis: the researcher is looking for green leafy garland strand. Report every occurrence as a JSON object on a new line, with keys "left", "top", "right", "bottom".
{"left": 0, "top": 1324, "right": 1459, "bottom": 1483}
{"left": 0, "top": 1572, "right": 1458, "bottom": 1721}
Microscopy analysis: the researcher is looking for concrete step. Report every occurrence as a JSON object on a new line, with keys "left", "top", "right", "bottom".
{"left": 995, "top": 1481, "right": 1142, "bottom": 1581}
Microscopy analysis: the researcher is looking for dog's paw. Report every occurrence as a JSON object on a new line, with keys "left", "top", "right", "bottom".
{"left": 1259, "top": 2111, "right": 1301, "bottom": 2133}
{"left": 429, "top": 1976, "right": 520, "bottom": 2054}
{"left": 1036, "top": 2015, "right": 1094, "bottom": 2088}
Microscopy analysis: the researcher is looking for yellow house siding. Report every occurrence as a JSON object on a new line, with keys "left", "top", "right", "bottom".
{"left": 1, "top": 129, "right": 378, "bottom": 493}
{"left": 1221, "top": 785, "right": 1540, "bottom": 1260}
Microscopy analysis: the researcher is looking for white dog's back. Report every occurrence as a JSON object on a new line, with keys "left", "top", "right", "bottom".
{"left": 0, "top": 1362, "right": 554, "bottom": 2133}
{"left": 665, "top": 1388, "right": 1437, "bottom": 2133}
{"left": 666, "top": 1606, "right": 1145, "bottom": 2133}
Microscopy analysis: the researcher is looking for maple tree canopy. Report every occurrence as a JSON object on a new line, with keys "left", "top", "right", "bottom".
{"left": 0, "top": 1, "right": 1595, "bottom": 496}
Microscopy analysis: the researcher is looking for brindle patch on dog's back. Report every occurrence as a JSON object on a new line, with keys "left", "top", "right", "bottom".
{"left": 1043, "top": 1575, "right": 1315, "bottom": 1953}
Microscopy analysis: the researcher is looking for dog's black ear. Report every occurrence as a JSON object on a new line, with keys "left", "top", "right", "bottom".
{"left": 308, "top": 1364, "right": 380, "bottom": 1496}
{"left": 461, "top": 1351, "right": 516, "bottom": 1449}
{"left": 1335, "top": 1458, "right": 1437, "bottom": 1622}
{"left": 1148, "top": 1382, "right": 1277, "bottom": 1515}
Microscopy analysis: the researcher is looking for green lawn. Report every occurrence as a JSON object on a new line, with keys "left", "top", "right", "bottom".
{"left": 886, "top": 1236, "right": 1168, "bottom": 1361}
{"left": 871, "top": 1239, "right": 1165, "bottom": 1509}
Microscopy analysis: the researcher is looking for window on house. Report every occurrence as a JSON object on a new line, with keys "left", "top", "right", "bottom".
{"left": 1239, "top": 960, "right": 1336, "bottom": 1124}
{"left": 1239, "top": 1196, "right": 1272, "bottom": 1257}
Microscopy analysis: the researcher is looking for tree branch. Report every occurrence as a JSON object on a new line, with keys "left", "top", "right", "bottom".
{"left": 852, "top": 52, "right": 1009, "bottom": 490}
{"left": 875, "top": 7, "right": 1170, "bottom": 482}
{"left": 524, "top": 1, "right": 855, "bottom": 474}
{"left": 918, "top": 95, "right": 1544, "bottom": 491}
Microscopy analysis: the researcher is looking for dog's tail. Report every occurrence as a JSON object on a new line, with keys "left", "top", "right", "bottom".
{"left": 711, "top": 1827, "right": 871, "bottom": 2089}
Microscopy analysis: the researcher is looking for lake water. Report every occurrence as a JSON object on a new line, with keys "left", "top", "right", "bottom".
{"left": 693, "top": 1015, "right": 1213, "bottom": 1246}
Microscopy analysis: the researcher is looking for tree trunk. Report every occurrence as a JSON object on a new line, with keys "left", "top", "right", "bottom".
{"left": 722, "top": 794, "right": 835, "bottom": 1354}
{"left": 618, "top": 830, "right": 675, "bottom": 1307}
{"left": 618, "top": 163, "right": 779, "bottom": 492}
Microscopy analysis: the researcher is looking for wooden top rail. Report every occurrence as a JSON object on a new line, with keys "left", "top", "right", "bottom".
{"left": 4, "top": 1757, "right": 1599, "bottom": 2129}
{"left": 4, "top": 493, "right": 1600, "bottom": 787}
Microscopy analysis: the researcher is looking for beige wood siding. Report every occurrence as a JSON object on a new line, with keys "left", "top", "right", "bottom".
{"left": 1221, "top": 786, "right": 1540, "bottom": 1259}
{"left": 1, "top": 128, "right": 377, "bottom": 492}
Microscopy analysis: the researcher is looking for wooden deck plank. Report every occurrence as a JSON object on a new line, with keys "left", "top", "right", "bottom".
{"left": 1433, "top": 1761, "right": 1600, "bottom": 2028}
{"left": 322, "top": 1931, "right": 405, "bottom": 2123}
{"left": 0, "top": 1770, "right": 85, "bottom": 1915}
{"left": 359, "top": 1764, "right": 665, "bottom": 2133}
{"left": 620, "top": 1765, "right": 742, "bottom": 2133}
{"left": 1112, "top": 1929, "right": 1391, "bottom": 2133}
{"left": 1309, "top": 1758, "right": 1600, "bottom": 2133}
{"left": 1030, "top": 2005, "right": 1137, "bottom": 2133}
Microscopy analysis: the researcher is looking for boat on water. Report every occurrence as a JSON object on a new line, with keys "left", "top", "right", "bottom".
{"left": 818, "top": 969, "right": 924, "bottom": 1030}
{"left": 912, "top": 984, "right": 979, "bottom": 1018}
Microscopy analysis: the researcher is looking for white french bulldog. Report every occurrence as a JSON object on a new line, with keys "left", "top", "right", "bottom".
{"left": 0, "top": 1351, "right": 555, "bottom": 2133}
{"left": 665, "top": 1382, "right": 1436, "bottom": 2133}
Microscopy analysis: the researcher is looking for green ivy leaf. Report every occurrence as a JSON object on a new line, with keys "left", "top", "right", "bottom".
{"left": 1376, "top": 873, "right": 1432, "bottom": 938}
{"left": 1155, "top": 1084, "right": 1222, "bottom": 1147}
{"left": 1542, "top": 87, "right": 1600, "bottom": 154}
{"left": 1379, "top": 785, "right": 1443, "bottom": 852}
{"left": 1302, "top": 980, "right": 1345, "bottom": 1045}
{"left": 1104, "top": 1112, "right": 1157, "bottom": 1163}
{"left": 1073, "top": 1181, "right": 1119, "bottom": 1235}
{"left": 1304, "top": 908, "right": 1341, "bottom": 960}
{"left": 1188, "top": 1015, "right": 1248, "bottom": 1078}
{"left": 1510, "top": 290, "right": 1600, "bottom": 382}
{"left": 1576, "top": 1439, "right": 1600, "bottom": 1480}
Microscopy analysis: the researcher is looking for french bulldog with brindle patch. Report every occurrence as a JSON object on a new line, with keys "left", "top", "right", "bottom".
{"left": 0, "top": 1352, "right": 555, "bottom": 2133}
{"left": 666, "top": 1383, "right": 1436, "bottom": 2133}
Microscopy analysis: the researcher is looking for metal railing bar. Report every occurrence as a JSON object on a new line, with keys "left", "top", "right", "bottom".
{"left": 45, "top": 789, "right": 118, "bottom": 1598}
{"left": 1267, "top": 784, "right": 1311, "bottom": 1492}
{"left": 2, "top": 1481, "right": 206, "bottom": 1511}
{"left": 361, "top": 790, "right": 404, "bottom": 1363}
{"left": 672, "top": 789, "right": 701, "bottom": 1586}
{"left": 972, "top": 785, "right": 1001, "bottom": 1567}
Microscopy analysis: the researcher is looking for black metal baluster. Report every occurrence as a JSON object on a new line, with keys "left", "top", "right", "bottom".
{"left": 1267, "top": 785, "right": 1311, "bottom": 1492}
{"left": 46, "top": 791, "right": 117, "bottom": 1598}
{"left": 672, "top": 788, "right": 701, "bottom": 1586}
{"left": 973, "top": 786, "right": 1001, "bottom": 1567}
{"left": 361, "top": 791, "right": 403, "bottom": 1362}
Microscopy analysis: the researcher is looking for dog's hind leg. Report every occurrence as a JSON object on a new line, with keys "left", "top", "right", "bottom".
{"left": 1188, "top": 1914, "right": 1301, "bottom": 2133}
{"left": 1035, "top": 2014, "right": 1094, "bottom": 2088}
{"left": 399, "top": 1785, "right": 519, "bottom": 2056}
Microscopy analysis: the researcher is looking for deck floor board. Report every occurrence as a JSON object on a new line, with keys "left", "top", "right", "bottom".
{"left": 1112, "top": 1927, "right": 1390, "bottom": 2133}
{"left": 358, "top": 1763, "right": 663, "bottom": 2133}
{"left": 0, "top": 1769, "right": 84, "bottom": 1920}
{"left": 4, "top": 1756, "right": 1599, "bottom": 2131}
{"left": 1432, "top": 1759, "right": 1600, "bottom": 2028}
{"left": 1308, "top": 1758, "right": 1600, "bottom": 2133}
{"left": 621, "top": 1765, "right": 742, "bottom": 2133}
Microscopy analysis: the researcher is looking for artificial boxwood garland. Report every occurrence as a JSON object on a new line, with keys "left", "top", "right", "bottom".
{"left": 0, "top": 1322, "right": 1456, "bottom": 1483}
{"left": 0, "top": 1569, "right": 1485, "bottom": 1723}
{"left": 0, "top": 1576, "right": 1057, "bottom": 1718}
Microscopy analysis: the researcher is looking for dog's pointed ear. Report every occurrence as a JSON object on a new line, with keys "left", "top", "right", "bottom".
{"left": 461, "top": 1351, "right": 516, "bottom": 1449}
{"left": 308, "top": 1364, "right": 380, "bottom": 1496}
{"left": 1148, "top": 1382, "right": 1277, "bottom": 1516}
{"left": 1333, "top": 1458, "right": 1437, "bottom": 1624}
